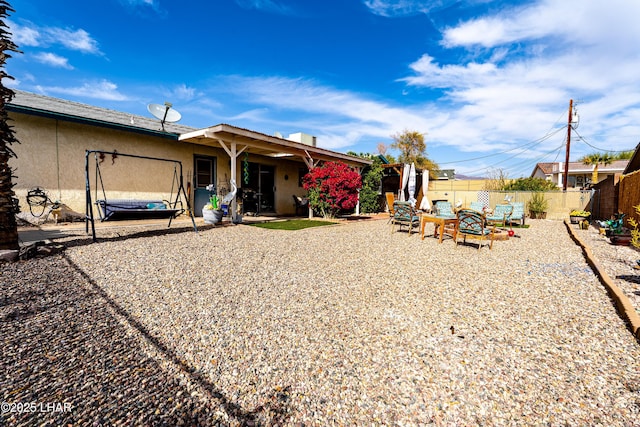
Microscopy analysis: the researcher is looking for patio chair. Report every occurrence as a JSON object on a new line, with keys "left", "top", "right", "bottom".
{"left": 385, "top": 192, "right": 396, "bottom": 223}
{"left": 470, "top": 201, "right": 485, "bottom": 212}
{"left": 390, "top": 200, "right": 420, "bottom": 236}
{"left": 435, "top": 201, "right": 456, "bottom": 219}
{"left": 509, "top": 202, "right": 525, "bottom": 226}
{"left": 455, "top": 208, "right": 496, "bottom": 250}
{"left": 486, "top": 204, "right": 513, "bottom": 227}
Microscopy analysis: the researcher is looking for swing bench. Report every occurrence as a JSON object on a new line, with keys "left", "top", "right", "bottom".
{"left": 85, "top": 150, "right": 197, "bottom": 241}
{"left": 95, "top": 198, "right": 179, "bottom": 221}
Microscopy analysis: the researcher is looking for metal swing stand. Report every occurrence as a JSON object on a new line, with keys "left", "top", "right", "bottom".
{"left": 85, "top": 150, "right": 198, "bottom": 242}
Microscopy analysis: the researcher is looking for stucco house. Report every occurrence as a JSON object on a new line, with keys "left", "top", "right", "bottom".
{"left": 531, "top": 160, "right": 628, "bottom": 189}
{"left": 7, "top": 90, "right": 371, "bottom": 221}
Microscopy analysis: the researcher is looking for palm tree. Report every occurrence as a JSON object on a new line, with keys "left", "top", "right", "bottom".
{"left": 579, "top": 152, "right": 614, "bottom": 186}
{"left": 0, "top": 1, "right": 20, "bottom": 251}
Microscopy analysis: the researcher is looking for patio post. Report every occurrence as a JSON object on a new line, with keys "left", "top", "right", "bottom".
{"left": 217, "top": 138, "right": 247, "bottom": 223}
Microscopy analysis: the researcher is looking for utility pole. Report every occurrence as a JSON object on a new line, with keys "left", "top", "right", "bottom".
{"left": 563, "top": 99, "right": 573, "bottom": 191}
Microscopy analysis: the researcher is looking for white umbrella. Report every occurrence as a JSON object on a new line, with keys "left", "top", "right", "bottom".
{"left": 408, "top": 163, "right": 417, "bottom": 206}
{"left": 419, "top": 169, "right": 431, "bottom": 212}
{"left": 400, "top": 163, "right": 410, "bottom": 201}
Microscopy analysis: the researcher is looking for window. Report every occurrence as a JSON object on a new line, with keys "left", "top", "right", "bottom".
{"left": 195, "top": 156, "right": 216, "bottom": 189}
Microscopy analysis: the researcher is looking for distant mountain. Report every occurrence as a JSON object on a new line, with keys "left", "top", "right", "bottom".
{"left": 455, "top": 173, "right": 486, "bottom": 180}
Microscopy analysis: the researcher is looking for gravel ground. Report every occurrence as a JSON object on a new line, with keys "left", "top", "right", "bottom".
{"left": 573, "top": 223, "right": 640, "bottom": 321}
{"left": 2, "top": 218, "right": 640, "bottom": 426}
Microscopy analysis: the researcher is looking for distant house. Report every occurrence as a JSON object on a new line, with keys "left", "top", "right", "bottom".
{"left": 7, "top": 90, "right": 371, "bottom": 220}
{"left": 531, "top": 160, "right": 628, "bottom": 189}
{"left": 436, "top": 169, "right": 455, "bottom": 180}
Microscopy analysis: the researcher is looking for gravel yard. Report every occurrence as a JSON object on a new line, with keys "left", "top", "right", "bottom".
{"left": 2, "top": 218, "right": 640, "bottom": 426}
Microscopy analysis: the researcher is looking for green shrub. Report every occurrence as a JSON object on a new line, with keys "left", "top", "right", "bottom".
{"left": 527, "top": 192, "right": 548, "bottom": 213}
{"left": 503, "top": 177, "right": 558, "bottom": 191}
{"left": 358, "top": 160, "right": 384, "bottom": 214}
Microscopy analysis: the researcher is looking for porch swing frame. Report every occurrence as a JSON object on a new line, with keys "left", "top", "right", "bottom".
{"left": 85, "top": 149, "right": 197, "bottom": 241}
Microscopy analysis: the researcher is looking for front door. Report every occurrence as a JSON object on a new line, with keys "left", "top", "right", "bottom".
{"left": 193, "top": 155, "right": 216, "bottom": 216}
{"left": 243, "top": 162, "right": 275, "bottom": 215}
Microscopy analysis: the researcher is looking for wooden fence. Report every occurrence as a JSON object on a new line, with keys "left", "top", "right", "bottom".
{"left": 618, "top": 170, "right": 640, "bottom": 226}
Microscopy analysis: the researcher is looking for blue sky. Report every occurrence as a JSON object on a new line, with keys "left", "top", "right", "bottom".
{"left": 6, "top": 0, "right": 640, "bottom": 177}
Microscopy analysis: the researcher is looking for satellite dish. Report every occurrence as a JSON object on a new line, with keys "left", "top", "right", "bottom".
{"left": 274, "top": 131, "right": 283, "bottom": 138}
{"left": 147, "top": 102, "right": 181, "bottom": 131}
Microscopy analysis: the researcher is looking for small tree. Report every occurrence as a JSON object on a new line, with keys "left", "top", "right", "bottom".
{"left": 303, "top": 161, "right": 362, "bottom": 218}
{"left": 484, "top": 167, "right": 508, "bottom": 191}
{"left": 390, "top": 129, "right": 438, "bottom": 171}
{"left": 358, "top": 157, "right": 384, "bottom": 214}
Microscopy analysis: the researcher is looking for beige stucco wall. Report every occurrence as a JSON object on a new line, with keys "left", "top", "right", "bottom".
{"left": 426, "top": 188, "right": 593, "bottom": 220}
{"left": 9, "top": 112, "right": 308, "bottom": 217}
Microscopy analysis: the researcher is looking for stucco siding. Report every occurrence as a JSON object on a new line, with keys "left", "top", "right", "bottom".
{"left": 9, "top": 111, "right": 309, "bottom": 217}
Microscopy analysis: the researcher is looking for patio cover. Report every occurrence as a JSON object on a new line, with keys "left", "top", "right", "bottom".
{"left": 178, "top": 124, "right": 372, "bottom": 219}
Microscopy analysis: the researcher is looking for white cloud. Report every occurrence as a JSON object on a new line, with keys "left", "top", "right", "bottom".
{"left": 38, "top": 80, "right": 129, "bottom": 101}
{"left": 118, "top": 0, "right": 164, "bottom": 15}
{"left": 122, "top": 0, "right": 155, "bottom": 5}
{"left": 45, "top": 28, "right": 101, "bottom": 55}
{"left": 362, "top": 0, "right": 463, "bottom": 17}
{"left": 6, "top": 19, "right": 40, "bottom": 47}
{"left": 169, "top": 84, "right": 197, "bottom": 101}
{"left": 443, "top": 0, "right": 640, "bottom": 52}
{"left": 33, "top": 52, "right": 74, "bottom": 69}
{"left": 213, "top": 75, "right": 437, "bottom": 149}
{"left": 398, "top": 0, "right": 640, "bottom": 171}
{"left": 235, "top": 0, "right": 294, "bottom": 15}
{"left": 5, "top": 20, "right": 101, "bottom": 55}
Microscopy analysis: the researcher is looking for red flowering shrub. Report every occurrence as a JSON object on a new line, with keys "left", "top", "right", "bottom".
{"left": 303, "top": 161, "right": 362, "bottom": 218}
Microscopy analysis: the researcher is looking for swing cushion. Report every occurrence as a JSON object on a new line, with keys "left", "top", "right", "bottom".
{"left": 146, "top": 202, "right": 167, "bottom": 209}
{"left": 96, "top": 199, "right": 179, "bottom": 221}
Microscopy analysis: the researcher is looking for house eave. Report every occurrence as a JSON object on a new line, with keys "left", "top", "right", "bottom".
{"left": 179, "top": 124, "right": 372, "bottom": 167}
{"left": 6, "top": 103, "right": 180, "bottom": 140}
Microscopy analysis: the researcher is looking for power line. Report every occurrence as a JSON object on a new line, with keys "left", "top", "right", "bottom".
{"left": 463, "top": 140, "right": 566, "bottom": 177}
{"left": 507, "top": 140, "right": 567, "bottom": 178}
{"left": 438, "top": 126, "right": 565, "bottom": 166}
{"left": 571, "top": 128, "right": 636, "bottom": 153}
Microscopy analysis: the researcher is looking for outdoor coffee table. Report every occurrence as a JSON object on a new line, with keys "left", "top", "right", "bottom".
{"left": 420, "top": 214, "right": 458, "bottom": 243}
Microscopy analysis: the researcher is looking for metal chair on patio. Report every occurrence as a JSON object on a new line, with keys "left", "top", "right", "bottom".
{"left": 455, "top": 208, "right": 497, "bottom": 250}
{"left": 486, "top": 204, "right": 513, "bottom": 227}
{"left": 390, "top": 200, "right": 420, "bottom": 236}
{"left": 435, "top": 201, "right": 456, "bottom": 219}
{"left": 385, "top": 192, "right": 396, "bottom": 223}
{"left": 509, "top": 202, "right": 525, "bottom": 225}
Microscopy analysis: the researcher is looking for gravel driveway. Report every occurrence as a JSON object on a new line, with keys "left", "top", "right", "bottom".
{"left": 2, "top": 218, "right": 640, "bottom": 426}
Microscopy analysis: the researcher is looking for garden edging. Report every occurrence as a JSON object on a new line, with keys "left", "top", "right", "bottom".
{"left": 564, "top": 220, "right": 640, "bottom": 339}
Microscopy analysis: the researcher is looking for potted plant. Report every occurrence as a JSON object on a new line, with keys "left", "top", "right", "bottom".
{"left": 527, "top": 192, "right": 548, "bottom": 219}
{"left": 603, "top": 212, "right": 631, "bottom": 245}
{"left": 570, "top": 209, "right": 591, "bottom": 224}
{"left": 202, "top": 184, "right": 223, "bottom": 224}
